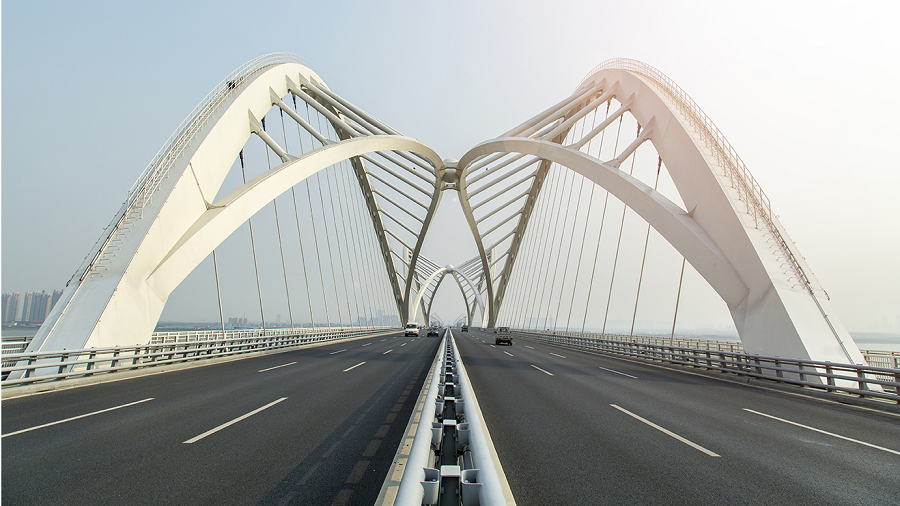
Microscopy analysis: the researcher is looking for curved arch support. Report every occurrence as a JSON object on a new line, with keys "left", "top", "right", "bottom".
{"left": 459, "top": 136, "right": 864, "bottom": 365}
{"left": 410, "top": 266, "right": 487, "bottom": 327}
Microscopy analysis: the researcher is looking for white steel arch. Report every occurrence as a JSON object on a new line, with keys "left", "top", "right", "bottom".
{"left": 457, "top": 59, "right": 865, "bottom": 366}
{"left": 30, "top": 55, "right": 443, "bottom": 353}
{"left": 28, "top": 55, "right": 865, "bottom": 367}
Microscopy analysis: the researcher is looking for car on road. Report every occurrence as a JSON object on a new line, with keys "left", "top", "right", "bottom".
{"left": 427, "top": 327, "right": 439, "bottom": 336}
{"left": 495, "top": 326, "right": 512, "bottom": 345}
{"left": 404, "top": 322, "right": 419, "bottom": 337}
{"left": 461, "top": 324, "right": 468, "bottom": 332}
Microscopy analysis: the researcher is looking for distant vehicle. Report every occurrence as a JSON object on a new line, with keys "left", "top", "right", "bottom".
{"left": 405, "top": 323, "right": 419, "bottom": 337}
{"left": 495, "top": 326, "right": 512, "bottom": 345}
{"left": 461, "top": 324, "right": 468, "bottom": 332}
{"left": 427, "top": 326, "right": 439, "bottom": 337}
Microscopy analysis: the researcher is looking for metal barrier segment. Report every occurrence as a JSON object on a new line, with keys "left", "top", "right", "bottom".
{"left": 1, "top": 326, "right": 397, "bottom": 387}
{"left": 513, "top": 329, "right": 900, "bottom": 405}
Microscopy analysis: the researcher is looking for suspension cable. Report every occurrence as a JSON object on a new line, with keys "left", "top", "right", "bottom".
{"left": 565, "top": 103, "right": 603, "bottom": 330}
{"left": 671, "top": 258, "right": 687, "bottom": 339}
{"left": 533, "top": 166, "right": 570, "bottom": 329}
{"left": 340, "top": 160, "right": 376, "bottom": 327}
{"left": 212, "top": 249, "right": 225, "bottom": 333}
{"left": 240, "top": 150, "right": 266, "bottom": 331}
{"left": 311, "top": 105, "right": 344, "bottom": 326}
{"left": 630, "top": 157, "right": 663, "bottom": 336}
{"left": 602, "top": 124, "right": 642, "bottom": 335}
{"left": 552, "top": 115, "right": 590, "bottom": 330}
{"left": 581, "top": 113, "right": 623, "bottom": 332}
{"left": 519, "top": 164, "right": 562, "bottom": 329}
{"left": 289, "top": 98, "right": 316, "bottom": 328}
{"left": 541, "top": 142, "right": 577, "bottom": 330}
{"left": 262, "top": 116, "right": 294, "bottom": 330}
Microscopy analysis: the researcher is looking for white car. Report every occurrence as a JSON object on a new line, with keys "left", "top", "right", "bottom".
{"left": 404, "top": 323, "right": 419, "bottom": 337}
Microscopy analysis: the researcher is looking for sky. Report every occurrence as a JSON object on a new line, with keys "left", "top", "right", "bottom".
{"left": 2, "top": 0, "right": 899, "bottom": 337}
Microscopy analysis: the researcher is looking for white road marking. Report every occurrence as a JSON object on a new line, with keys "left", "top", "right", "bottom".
{"left": 743, "top": 408, "right": 900, "bottom": 456}
{"left": 184, "top": 398, "right": 287, "bottom": 444}
{"left": 400, "top": 343, "right": 407, "bottom": 347}
{"left": 599, "top": 366, "right": 637, "bottom": 379}
{"left": 343, "top": 362, "right": 366, "bottom": 372}
{"left": 530, "top": 364, "right": 554, "bottom": 376}
{"left": 504, "top": 351, "right": 514, "bottom": 357}
{"left": 611, "top": 404, "right": 720, "bottom": 457}
{"left": 362, "top": 343, "right": 372, "bottom": 347}
{"left": 525, "top": 346, "right": 534, "bottom": 349}
{"left": 383, "top": 349, "right": 393, "bottom": 355}
{"left": 329, "top": 349, "right": 347, "bottom": 355}
{"left": 381, "top": 339, "right": 387, "bottom": 342}
{"left": 258, "top": 361, "right": 297, "bottom": 372}
{"left": 549, "top": 353, "right": 567, "bottom": 359}
{"left": 489, "top": 345, "right": 496, "bottom": 348}
{"left": 2, "top": 398, "right": 155, "bottom": 438}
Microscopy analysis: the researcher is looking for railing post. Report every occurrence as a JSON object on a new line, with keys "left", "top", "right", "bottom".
{"left": 58, "top": 353, "right": 69, "bottom": 376}
{"left": 825, "top": 364, "right": 835, "bottom": 392}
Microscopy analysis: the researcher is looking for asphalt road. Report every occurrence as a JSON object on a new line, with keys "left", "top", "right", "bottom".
{"left": 455, "top": 328, "right": 900, "bottom": 506}
{"left": 2, "top": 331, "right": 442, "bottom": 506}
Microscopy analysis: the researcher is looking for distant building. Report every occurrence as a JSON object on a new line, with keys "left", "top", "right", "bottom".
{"left": 3, "top": 290, "right": 63, "bottom": 325}
{"left": 3, "top": 292, "right": 21, "bottom": 325}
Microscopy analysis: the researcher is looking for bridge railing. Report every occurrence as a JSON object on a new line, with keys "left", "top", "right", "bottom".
{"left": 513, "top": 329, "right": 900, "bottom": 404}
{"left": 1, "top": 326, "right": 396, "bottom": 387}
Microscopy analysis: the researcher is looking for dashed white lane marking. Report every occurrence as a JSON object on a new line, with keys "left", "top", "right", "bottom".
{"left": 258, "top": 362, "right": 297, "bottom": 372}
{"left": 184, "top": 398, "right": 287, "bottom": 444}
{"left": 743, "top": 408, "right": 900, "bottom": 456}
{"left": 381, "top": 339, "right": 387, "bottom": 342}
{"left": 598, "top": 366, "right": 637, "bottom": 379}
{"left": 530, "top": 364, "right": 554, "bottom": 376}
{"left": 400, "top": 343, "right": 407, "bottom": 347}
{"left": 525, "top": 346, "right": 535, "bottom": 349}
{"left": 383, "top": 349, "right": 393, "bottom": 355}
{"left": 362, "top": 343, "right": 373, "bottom": 347}
{"left": 549, "top": 353, "right": 566, "bottom": 359}
{"left": 504, "top": 351, "right": 514, "bottom": 357}
{"left": 489, "top": 345, "right": 496, "bottom": 348}
{"left": 611, "top": 404, "right": 720, "bottom": 457}
{"left": 2, "top": 398, "right": 155, "bottom": 438}
{"left": 343, "top": 362, "right": 366, "bottom": 372}
{"left": 329, "top": 349, "right": 347, "bottom": 355}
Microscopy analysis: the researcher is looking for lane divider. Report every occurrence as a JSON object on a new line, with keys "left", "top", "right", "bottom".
{"left": 530, "top": 365, "right": 554, "bottom": 376}
{"left": 611, "top": 404, "right": 720, "bottom": 457}
{"left": 183, "top": 397, "right": 287, "bottom": 444}
{"left": 343, "top": 362, "right": 366, "bottom": 372}
{"left": 394, "top": 330, "right": 512, "bottom": 505}
{"left": 743, "top": 408, "right": 900, "bottom": 456}
{"left": 598, "top": 366, "right": 637, "bottom": 379}
{"left": 257, "top": 362, "right": 297, "bottom": 372}
{"left": 2, "top": 398, "right": 154, "bottom": 438}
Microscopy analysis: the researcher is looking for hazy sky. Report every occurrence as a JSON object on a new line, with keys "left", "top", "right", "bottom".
{"left": 2, "top": 0, "right": 898, "bottom": 334}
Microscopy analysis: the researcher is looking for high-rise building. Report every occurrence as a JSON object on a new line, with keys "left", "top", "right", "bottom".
{"left": 3, "top": 293, "right": 21, "bottom": 325}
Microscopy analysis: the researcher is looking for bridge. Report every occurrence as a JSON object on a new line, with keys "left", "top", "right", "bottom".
{"left": 3, "top": 54, "right": 898, "bottom": 505}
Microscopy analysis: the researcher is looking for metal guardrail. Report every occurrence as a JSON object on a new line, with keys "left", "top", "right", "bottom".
{"left": 514, "top": 329, "right": 900, "bottom": 404}
{"left": 396, "top": 330, "right": 506, "bottom": 505}
{"left": 1, "top": 326, "right": 395, "bottom": 387}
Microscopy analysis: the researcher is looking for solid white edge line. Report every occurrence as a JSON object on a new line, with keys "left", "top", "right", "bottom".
{"left": 530, "top": 364, "right": 554, "bottom": 376}
{"left": 504, "top": 351, "right": 514, "bottom": 357}
{"left": 2, "top": 398, "right": 155, "bottom": 438}
{"left": 183, "top": 397, "right": 287, "bottom": 444}
{"left": 330, "top": 349, "right": 347, "bottom": 355}
{"left": 743, "top": 408, "right": 900, "bottom": 456}
{"left": 611, "top": 404, "right": 720, "bottom": 457}
{"left": 257, "top": 361, "right": 297, "bottom": 372}
{"left": 383, "top": 349, "right": 393, "bottom": 355}
{"left": 599, "top": 366, "right": 638, "bottom": 379}
{"left": 343, "top": 362, "right": 366, "bottom": 372}
{"left": 549, "top": 353, "right": 567, "bottom": 359}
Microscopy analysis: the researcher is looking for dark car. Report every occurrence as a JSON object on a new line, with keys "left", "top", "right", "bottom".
{"left": 461, "top": 324, "right": 468, "bottom": 332}
{"left": 495, "top": 326, "right": 512, "bottom": 345}
{"left": 427, "top": 327, "right": 439, "bottom": 336}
